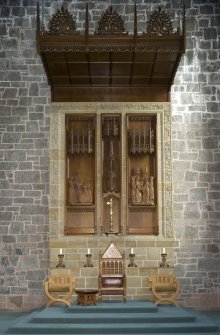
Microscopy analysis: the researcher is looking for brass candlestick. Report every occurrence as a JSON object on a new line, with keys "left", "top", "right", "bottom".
{"left": 107, "top": 198, "right": 114, "bottom": 233}
{"left": 128, "top": 253, "right": 137, "bottom": 267}
{"left": 160, "top": 253, "right": 169, "bottom": 268}
{"left": 84, "top": 254, "right": 93, "bottom": 267}
{"left": 56, "top": 254, "right": 65, "bottom": 268}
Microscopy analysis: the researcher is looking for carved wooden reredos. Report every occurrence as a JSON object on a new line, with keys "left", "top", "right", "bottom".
{"left": 51, "top": 102, "right": 173, "bottom": 238}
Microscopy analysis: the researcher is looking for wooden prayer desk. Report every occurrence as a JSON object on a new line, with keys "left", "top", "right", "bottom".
{"left": 75, "top": 289, "right": 99, "bottom": 306}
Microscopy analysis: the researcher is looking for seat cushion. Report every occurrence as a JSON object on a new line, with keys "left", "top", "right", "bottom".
{"left": 102, "top": 277, "right": 123, "bottom": 288}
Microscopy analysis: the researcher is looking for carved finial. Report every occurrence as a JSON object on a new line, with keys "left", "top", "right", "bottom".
{"left": 85, "top": 3, "right": 89, "bottom": 39}
{"left": 134, "top": 2, "right": 137, "bottom": 37}
{"left": 47, "top": 6, "right": 77, "bottom": 35}
{"left": 145, "top": 7, "right": 174, "bottom": 36}
{"left": 36, "top": 1, "right": 41, "bottom": 50}
{"left": 96, "top": 6, "right": 127, "bottom": 35}
{"left": 36, "top": 1, "right": 40, "bottom": 35}
{"left": 182, "top": 2, "right": 186, "bottom": 39}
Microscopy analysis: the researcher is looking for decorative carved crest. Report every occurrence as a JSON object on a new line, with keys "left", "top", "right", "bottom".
{"left": 96, "top": 6, "right": 126, "bottom": 35}
{"left": 101, "top": 242, "right": 123, "bottom": 259}
{"left": 47, "top": 6, "right": 77, "bottom": 35}
{"left": 145, "top": 7, "right": 174, "bottom": 36}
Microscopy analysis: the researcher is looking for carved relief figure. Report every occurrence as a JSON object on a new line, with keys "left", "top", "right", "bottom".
{"left": 68, "top": 178, "right": 76, "bottom": 204}
{"left": 68, "top": 176, "right": 93, "bottom": 204}
{"left": 130, "top": 169, "right": 142, "bottom": 204}
{"left": 135, "top": 170, "right": 142, "bottom": 203}
{"left": 130, "top": 167, "right": 155, "bottom": 205}
{"left": 84, "top": 180, "right": 93, "bottom": 203}
{"left": 130, "top": 175, "right": 137, "bottom": 204}
{"left": 149, "top": 176, "right": 155, "bottom": 205}
{"left": 73, "top": 176, "right": 82, "bottom": 203}
{"left": 142, "top": 174, "right": 150, "bottom": 204}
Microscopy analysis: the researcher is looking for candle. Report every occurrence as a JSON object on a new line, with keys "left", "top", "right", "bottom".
{"left": 60, "top": 248, "right": 63, "bottom": 255}
{"left": 162, "top": 248, "right": 166, "bottom": 254}
{"left": 87, "top": 248, "right": 90, "bottom": 254}
{"left": 131, "top": 248, "right": 134, "bottom": 254}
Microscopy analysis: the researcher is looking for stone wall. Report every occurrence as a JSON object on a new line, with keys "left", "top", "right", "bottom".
{"left": 0, "top": 0, "right": 219, "bottom": 311}
{"left": 0, "top": 0, "right": 51, "bottom": 311}
{"left": 171, "top": 0, "right": 220, "bottom": 309}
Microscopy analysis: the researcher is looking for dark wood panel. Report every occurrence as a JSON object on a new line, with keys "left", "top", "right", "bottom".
{"left": 65, "top": 227, "right": 95, "bottom": 235}
{"left": 53, "top": 87, "right": 169, "bottom": 102}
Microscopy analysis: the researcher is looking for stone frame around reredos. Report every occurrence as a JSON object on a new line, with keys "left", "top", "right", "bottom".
{"left": 49, "top": 102, "right": 173, "bottom": 242}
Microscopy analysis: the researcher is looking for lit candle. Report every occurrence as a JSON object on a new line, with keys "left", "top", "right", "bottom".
{"left": 162, "top": 248, "right": 166, "bottom": 254}
{"left": 87, "top": 248, "right": 90, "bottom": 254}
{"left": 60, "top": 248, "right": 63, "bottom": 255}
{"left": 131, "top": 248, "right": 134, "bottom": 254}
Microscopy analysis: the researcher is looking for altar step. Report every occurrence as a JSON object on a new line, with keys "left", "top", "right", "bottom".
{"left": 5, "top": 302, "right": 220, "bottom": 335}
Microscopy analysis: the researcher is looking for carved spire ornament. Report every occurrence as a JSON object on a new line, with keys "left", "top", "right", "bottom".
{"left": 47, "top": 6, "right": 77, "bottom": 35}
{"left": 96, "top": 6, "right": 126, "bottom": 35}
{"left": 145, "top": 7, "right": 174, "bottom": 36}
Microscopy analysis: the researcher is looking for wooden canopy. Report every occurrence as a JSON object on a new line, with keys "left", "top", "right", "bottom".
{"left": 36, "top": 3, "right": 185, "bottom": 102}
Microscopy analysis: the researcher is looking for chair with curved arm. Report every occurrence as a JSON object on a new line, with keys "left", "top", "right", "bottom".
{"left": 44, "top": 274, "right": 75, "bottom": 307}
{"left": 149, "top": 274, "right": 180, "bottom": 307}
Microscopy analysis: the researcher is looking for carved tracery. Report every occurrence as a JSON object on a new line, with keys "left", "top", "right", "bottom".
{"left": 128, "top": 116, "right": 155, "bottom": 154}
{"left": 96, "top": 6, "right": 126, "bottom": 35}
{"left": 145, "top": 7, "right": 174, "bottom": 36}
{"left": 47, "top": 6, "right": 77, "bottom": 35}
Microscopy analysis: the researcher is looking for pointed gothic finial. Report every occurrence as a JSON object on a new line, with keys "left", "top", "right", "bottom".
{"left": 182, "top": 2, "right": 186, "bottom": 48}
{"left": 36, "top": 1, "right": 40, "bottom": 33}
{"left": 134, "top": 2, "right": 137, "bottom": 37}
{"left": 36, "top": 1, "right": 40, "bottom": 50}
{"left": 85, "top": 3, "right": 89, "bottom": 39}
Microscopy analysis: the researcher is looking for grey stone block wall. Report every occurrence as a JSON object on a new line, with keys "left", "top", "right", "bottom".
{"left": 0, "top": 0, "right": 219, "bottom": 310}
{"left": 0, "top": 0, "right": 50, "bottom": 311}
{"left": 171, "top": 0, "right": 220, "bottom": 309}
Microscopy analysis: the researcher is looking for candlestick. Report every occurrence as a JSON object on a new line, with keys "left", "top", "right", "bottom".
{"left": 128, "top": 253, "right": 137, "bottom": 267}
{"left": 84, "top": 253, "right": 93, "bottom": 267}
{"left": 160, "top": 252, "right": 169, "bottom": 268}
{"left": 56, "top": 254, "right": 65, "bottom": 268}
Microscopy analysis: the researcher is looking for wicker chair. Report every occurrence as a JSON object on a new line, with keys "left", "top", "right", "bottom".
{"left": 149, "top": 274, "right": 180, "bottom": 307}
{"left": 44, "top": 274, "right": 75, "bottom": 307}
